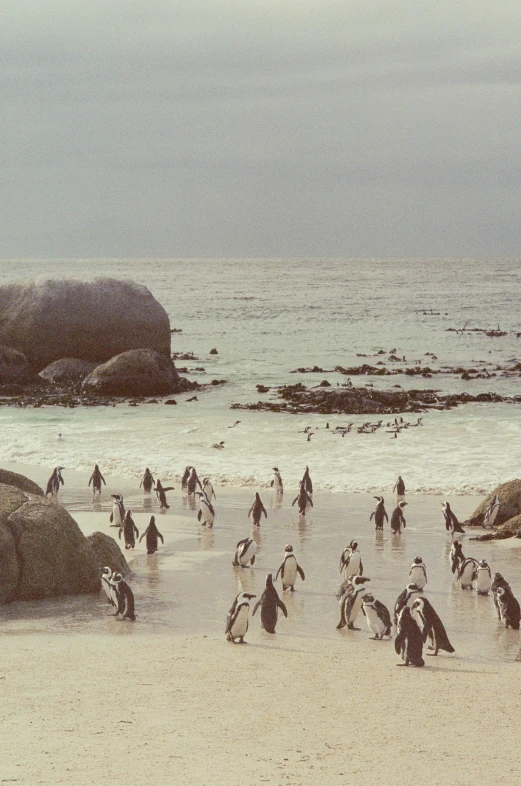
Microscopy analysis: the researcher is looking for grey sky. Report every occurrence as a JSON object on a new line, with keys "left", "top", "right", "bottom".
{"left": 2, "top": 1, "right": 520, "bottom": 257}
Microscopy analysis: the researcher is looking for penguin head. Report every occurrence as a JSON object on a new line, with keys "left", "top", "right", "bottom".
{"left": 413, "top": 557, "right": 423, "bottom": 565}
{"left": 149, "top": 515, "right": 156, "bottom": 525}
{"left": 124, "top": 509, "right": 132, "bottom": 519}
{"left": 362, "top": 593, "right": 374, "bottom": 603}
{"left": 374, "top": 496, "right": 383, "bottom": 502}
{"left": 101, "top": 566, "right": 112, "bottom": 578}
{"left": 266, "top": 574, "right": 275, "bottom": 588}
{"left": 350, "top": 540, "right": 358, "bottom": 551}
{"left": 352, "top": 576, "right": 370, "bottom": 587}
{"left": 273, "top": 467, "right": 279, "bottom": 472}
{"left": 112, "top": 572, "right": 123, "bottom": 584}
{"left": 111, "top": 494, "right": 123, "bottom": 502}
{"left": 406, "top": 583, "right": 421, "bottom": 594}
{"left": 284, "top": 544, "right": 294, "bottom": 553}
{"left": 479, "top": 559, "right": 488, "bottom": 567}
{"left": 241, "top": 593, "right": 256, "bottom": 601}
{"left": 497, "top": 587, "right": 506, "bottom": 598}
{"left": 399, "top": 501, "right": 407, "bottom": 508}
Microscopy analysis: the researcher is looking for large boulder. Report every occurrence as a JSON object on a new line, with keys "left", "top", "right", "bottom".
{"left": 0, "top": 278, "right": 171, "bottom": 369}
{"left": 39, "top": 358, "right": 96, "bottom": 385}
{"left": 86, "top": 531, "right": 131, "bottom": 577}
{"left": 82, "top": 348, "right": 179, "bottom": 397}
{"left": 0, "top": 345, "right": 34, "bottom": 384}
{"left": 0, "top": 469, "right": 44, "bottom": 496}
{"left": 0, "top": 484, "right": 100, "bottom": 604}
{"left": 467, "top": 479, "right": 521, "bottom": 528}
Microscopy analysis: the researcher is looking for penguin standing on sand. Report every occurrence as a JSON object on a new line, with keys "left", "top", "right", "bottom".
{"left": 233, "top": 537, "right": 257, "bottom": 567}
{"left": 393, "top": 476, "right": 406, "bottom": 495}
{"left": 155, "top": 480, "right": 175, "bottom": 510}
{"left": 119, "top": 510, "right": 139, "bottom": 550}
{"left": 270, "top": 468, "right": 283, "bottom": 494}
{"left": 393, "top": 583, "right": 423, "bottom": 626}
{"left": 442, "top": 502, "right": 465, "bottom": 534}
{"left": 449, "top": 541, "right": 465, "bottom": 575}
{"left": 197, "top": 491, "right": 215, "bottom": 527}
{"left": 248, "top": 493, "right": 267, "bottom": 526}
{"left": 202, "top": 478, "right": 216, "bottom": 501}
{"left": 46, "top": 466, "right": 64, "bottom": 496}
{"left": 370, "top": 496, "right": 388, "bottom": 530}
{"left": 139, "top": 516, "right": 164, "bottom": 554}
{"left": 408, "top": 557, "right": 427, "bottom": 589}
{"left": 339, "top": 541, "right": 363, "bottom": 580}
{"left": 140, "top": 468, "right": 155, "bottom": 493}
{"left": 88, "top": 464, "right": 106, "bottom": 496}
{"left": 110, "top": 572, "right": 136, "bottom": 621}
{"left": 292, "top": 483, "right": 313, "bottom": 515}
{"left": 395, "top": 607, "right": 424, "bottom": 667}
{"left": 276, "top": 545, "right": 305, "bottom": 591}
{"left": 457, "top": 557, "right": 479, "bottom": 589}
{"left": 492, "top": 573, "right": 512, "bottom": 619}
{"left": 476, "top": 559, "right": 492, "bottom": 595}
{"left": 390, "top": 501, "right": 407, "bottom": 533}
{"left": 337, "top": 575, "right": 371, "bottom": 630}
{"left": 411, "top": 597, "right": 455, "bottom": 656}
{"left": 101, "top": 567, "right": 117, "bottom": 608}
{"left": 110, "top": 494, "right": 125, "bottom": 527}
{"left": 252, "top": 574, "right": 287, "bottom": 633}
{"left": 361, "top": 593, "right": 392, "bottom": 640}
{"left": 225, "top": 592, "right": 256, "bottom": 643}
{"left": 495, "top": 587, "right": 521, "bottom": 629}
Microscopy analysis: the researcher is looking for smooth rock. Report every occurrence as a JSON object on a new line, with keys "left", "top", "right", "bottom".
{"left": 82, "top": 349, "right": 179, "bottom": 397}
{"left": 0, "top": 469, "right": 44, "bottom": 496}
{"left": 39, "top": 358, "right": 96, "bottom": 385}
{"left": 0, "top": 345, "right": 34, "bottom": 384}
{"left": 86, "top": 531, "right": 131, "bottom": 577}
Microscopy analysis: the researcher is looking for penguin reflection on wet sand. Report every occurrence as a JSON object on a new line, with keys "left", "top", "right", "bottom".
{"left": 46, "top": 466, "right": 65, "bottom": 497}
{"left": 390, "top": 501, "right": 407, "bottom": 533}
{"left": 88, "top": 464, "right": 106, "bottom": 496}
{"left": 119, "top": 510, "right": 139, "bottom": 550}
{"left": 395, "top": 607, "right": 424, "bottom": 667}
{"left": 110, "top": 572, "right": 136, "bottom": 621}
{"left": 248, "top": 493, "right": 267, "bottom": 526}
{"left": 252, "top": 574, "right": 288, "bottom": 633}
{"left": 225, "top": 592, "right": 256, "bottom": 643}
{"left": 411, "top": 597, "right": 455, "bottom": 656}
{"left": 139, "top": 516, "right": 164, "bottom": 554}
{"left": 155, "top": 479, "right": 175, "bottom": 510}
{"left": 361, "top": 594, "right": 392, "bottom": 640}
{"left": 276, "top": 545, "right": 305, "bottom": 591}
{"left": 140, "top": 468, "right": 155, "bottom": 493}
{"left": 233, "top": 537, "right": 257, "bottom": 567}
{"left": 370, "top": 496, "right": 388, "bottom": 530}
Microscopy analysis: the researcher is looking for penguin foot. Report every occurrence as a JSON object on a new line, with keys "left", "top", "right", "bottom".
{"left": 347, "top": 624, "right": 361, "bottom": 631}
{"left": 426, "top": 652, "right": 438, "bottom": 656}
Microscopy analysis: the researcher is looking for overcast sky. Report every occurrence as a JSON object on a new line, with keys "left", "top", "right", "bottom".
{"left": 2, "top": 1, "right": 520, "bottom": 257}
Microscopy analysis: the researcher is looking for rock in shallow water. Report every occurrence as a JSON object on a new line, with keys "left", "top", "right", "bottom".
{"left": 39, "top": 357, "right": 97, "bottom": 384}
{"left": 82, "top": 348, "right": 180, "bottom": 397}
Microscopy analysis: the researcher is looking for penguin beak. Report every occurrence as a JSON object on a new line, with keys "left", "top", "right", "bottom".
{"left": 245, "top": 594, "right": 256, "bottom": 599}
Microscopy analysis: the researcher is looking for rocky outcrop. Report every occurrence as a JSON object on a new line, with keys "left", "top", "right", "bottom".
{"left": 82, "top": 348, "right": 179, "bottom": 397}
{"left": 0, "top": 469, "right": 43, "bottom": 496}
{"left": 0, "top": 484, "right": 100, "bottom": 604}
{"left": 39, "top": 358, "right": 96, "bottom": 385}
{"left": 0, "top": 278, "right": 171, "bottom": 369}
{"left": 468, "top": 480, "right": 521, "bottom": 540}
{"left": 0, "top": 345, "right": 34, "bottom": 384}
{"left": 86, "top": 531, "right": 131, "bottom": 577}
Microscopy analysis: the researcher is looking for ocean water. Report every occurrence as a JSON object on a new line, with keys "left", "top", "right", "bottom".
{"left": 0, "top": 257, "right": 520, "bottom": 493}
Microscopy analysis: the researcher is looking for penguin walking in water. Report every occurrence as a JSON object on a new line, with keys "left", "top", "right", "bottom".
{"left": 361, "top": 593, "right": 392, "bottom": 640}
{"left": 408, "top": 557, "right": 427, "bottom": 589}
{"left": 186, "top": 467, "right": 201, "bottom": 496}
{"left": 292, "top": 483, "right": 313, "bottom": 515}
{"left": 276, "top": 545, "right": 305, "bottom": 591}
{"left": 495, "top": 586, "right": 521, "bottom": 629}
{"left": 139, "top": 516, "right": 164, "bottom": 554}
{"left": 140, "top": 468, "right": 155, "bottom": 493}
{"left": 390, "top": 501, "right": 407, "bottom": 533}
{"left": 119, "top": 510, "right": 139, "bottom": 550}
{"left": 337, "top": 575, "right": 371, "bottom": 630}
{"left": 197, "top": 491, "right": 216, "bottom": 527}
{"left": 248, "top": 493, "right": 267, "bottom": 526}
{"left": 393, "top": 583, "right": 423, "bottom": 626}
{"left": 457, "top": 557, "right": 479, "bottom": 589}
{"left": 411, "top": 597, "right": 455, "bottom": 656}
{"left": 393, "top": 475, "right": 406, "bottom": 496}
{"left": 109, "top": 494, "right": 125, "bottom": 528}
{"left": 270, "top": 468, "right": 283, "bottom": 495}
{"left": 225, "top": 592, "right": 257, "bottom": 643}
{"left": 442, "top": 501, "right": 465, "bottom": 534}
{"left": 492, "top": 573, "right": 513, "bottom": 619}
{"left": 476, "top": 559, "right": 492, "bottom": 595}
{"left": 252, "top": 574, "right": 287, "bottom": 633}
{"left": 46, "top": 466, "right": 64, "bottom": 497}
{"left": 110, "top": 572, "right": 136, "bottom": 621}
{"left": 88, "top": 464, "right": 106, "bottom": 496}
{"left": 202, "top": 477, "right": 216, "bottom": 501}
{"left": 395, "top": 607, "right": 424, "bottom": 667}
{"left": 101, "top": 567, "right": 118, "bottom": 609}
{"left": 370, "top": 496, "right": 388, "bottom": 530}
{"left": 181, "top": 466, "right": 192, "bottom": 491}
{"left": 155, "top": 479, "right": 175, "bottom": 511}
{"left": 449, "top": 541, "right": 465, "bottom": 575}
{"left": 233, "top": 537, "right": 257, "bottom": 567}
{"left": 339, "top": 541, "right": 363, "bottom": 580}
{"left": 301, "top": 466, "right": 313, "bottom": 497}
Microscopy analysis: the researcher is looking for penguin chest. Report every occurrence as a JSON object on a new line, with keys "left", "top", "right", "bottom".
{"left": 113, "top": 506, "right": 122, "bottom": 526}
{"left": 230, "top": 606, "right": 249, "bottom": 638}
{"left": 344, "top": 553, "right": 360, "bottom": 579}
{"left": 460, "top": 564, "right": 475, "bottom": 587}
{"left": 282, "top": 557, "right": 297, "bottom": 587}
{"left": 476, "top": 570, "right": 492, "bottom": 594}
{"left": 239, "top": 542, "right": 256, "bottom": 565}
{"left": 409, "top": 566, "right": 426, "bottom": 588}
{"left": 201, "top": 503, "right": 214, "bottom": 524}
{"left": 364, "top": 605, "right": 385, "bottom": 635}
{"left": 348, "top": 592, "right": 364, "bottom": 623}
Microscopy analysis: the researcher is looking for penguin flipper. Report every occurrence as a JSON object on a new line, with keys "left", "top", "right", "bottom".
{"left": 394, "top": 629, "right": 405, "bottom": 655}
{"left": 275, "top": 565, "right": 283, "bottom": 582}
{"left": 250, "top": 554, "right": 255, "bottom": 565}
{"left": 297, "top": 565, "right": 305, "bottom": 581}
{"left": 278, "top": 599, "right": 288, "bottom": 617}
{"left": 110, "top": 512, "right": 114, "bottom": 523}
{"left": 291, "top": 497, "right": 298, "bottom": 506}
{"left": 197, "top": 510, "right": 202, "bottom": 522}
{"left": 163, "top": 487, "right": 175, "bottom": 492}
{"left": 252, "top": 599, "right": 261, "bottom": 617}
{"left": 270, "top": 480, "right": 274, "bottom": 487}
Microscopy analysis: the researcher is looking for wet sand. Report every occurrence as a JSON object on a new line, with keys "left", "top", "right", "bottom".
{"left": 2, "top": 464, "right": 521, "bottom": 784}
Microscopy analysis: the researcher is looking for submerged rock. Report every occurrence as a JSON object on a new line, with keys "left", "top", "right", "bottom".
{"left": 82, "top": 349, "right": 180, "bottom": 397}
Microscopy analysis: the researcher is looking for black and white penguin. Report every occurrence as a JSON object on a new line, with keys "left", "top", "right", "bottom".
{"left": 361, "top": 593, "right": 392, "bottom": 640}
{"left": 139, "top": 515, "right": 164, "bottom": 554}
{"left": 110, "top": 572, "right": 136, "bottom": 621}
{"left": 109, "top": 494, "right": 125, "bottom": 527}
{"left": 275, "top": 545, "right": 305, "bottom": 591}
{"left": 457, "top": 557, "right": 479, "bottom": 589}
{"left": 449, "top": 541, "right": 465, "bottom": 575}
{"left": 393, "top": 476, "right": 406, "bottom": 496}
{"left": 394, "top": 606, "right": 424, "bottom": 666}
{"left": 248, "top": 493, "right": 267, "bottom": 526}
{"left": 390, "top": 501, "right": 407, "bottom": 533}
{"left": 476, "top": 559, "right": 492, "bottom": 595}
{"left": 442, "top": 501, "right": 465, "bottom": 534}
{"left": 119, "top": 510, "right": 139, "bottom": 550}
{"left": 181, "top": 466, "right": 192, "bottom": 491}
{"left": 155, "top": 480, "right": 175, "bottom": 510}
{"left": 408, "top": 557, "right": 427, "bottom": 589}
{"left": 101, "top": 567, "right": 117, "bottom": 608}
{"left": 393, "top": 583, "right": 423, "bottom": 625}
{"left": 339, "top": 541, "right": 363, "bottom": 580}
{"left": 252, "top": 574, "right": 287, "bottom": 633}
{"left": 491, "top": 573, "right": 512, "bottom": 619}
{"left": 46, "top": 466, "right": 65, "bottom": 496}
{"left": 202, "top": 477, "right": 216, "bottom": 501}
{"left": 370, "top": 496, "right": 388, "bottom": 530}
{"left": 301, "top": 466, "right": 313, "bottom": 496}
{"left": 411, "top": 597, "right": 455, "bottom": 656}
{"left": 337, "top": 575, "right": 371, "bottom": 630}
{"left": 88, "top": 464, "right": 106, "bottom": 495}
{"left": 225, "top": 592, "right": 257, "bottom": 643}
{"left": 233, "top": 537, "right": 257, "bottom": 567}
{"left": 140, "top": 468, "right": 155, "bottom": 493}
{"left": 484, "top": 494, "right": 500, "bottom": 528}
{"left": 291, "top": 483, "right": 313, "bottom": 515}
{"left": 197, "top": 491, "right": 215, "bottom": 527}
{"left": 495, "top": 586, "right": 521, "bottom": 630}
{"left": 270, "top": 467, "right": 283, "bottom": 494}
{"left": 187, "top": 467, "right": 201, "bottom": 495}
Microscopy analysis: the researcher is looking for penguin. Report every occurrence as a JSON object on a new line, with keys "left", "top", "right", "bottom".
{"left": 225, "top": 592, "right": 257, "bottom": 643}
{"left": 252, "top": 574, "right": 287, "bottom": 633}
{"left": 394, "top": 606, "right": 424, "bottom": 666}
{"left": 197, "top": 491, "right": 215, "bottom": 527}
{"left": 393, "top": 475, "right": 406, "bottom": 496}
{"left": 275, "top": 545, "right": 305, "bottom": 591}
{"left": 361, "top": 593, "right": 392, "bottom": 640}
{"left": 411, "top": 597, "right": 455, "bottom": 656}
{"left": 140, "top": 468, "right": 155, "bottom": 493}
{"left": 475, "top": 559, "right": 492, "bottom": 595}
{"left": 301, "top": 466, "right": 313, "bottom": 496}
{"left": 492, "top": 573, "right": 512, "bottom": 619}
{"left": 187, "top": 467, "right": 201, "bottom": 495}
{"left": 233, "top": 537, "right": 257, "bottom": 567}
{"left": 110, "top": 572, "right": 136, "bottom": 621}
{"left": 339, "top": 541, "right": 363, "bottom": 580}
{"left": 45, "top": 466, "right": 64, "bottom": 496}
{"left": 155, "top": 479, "right": 175, "bottom": 510}
{"left": 370, "top": 496, "right": 388, "bottom": 530}
{"left": 101, "top": 567, "right": 117, "bottom": 608}
{"left": 408, "top": 557, "right": 427, "bottom": 589}
{"left": 390, "top": 501, "right": 407, "bottom": 533}
{"left": 139, "top": 515, "right": 164, "bottom": 554}
{"left": 291, "top": 483, "right": 313, "bottom": 515}
{"left": 202, "top": 477, "right": 216, "bottom": 501}
{"left": 337, "top": 575, "right": 371, "bottom": 630}
{"left": 270, "top": 467, "right": 283, "bottom": 494}
{"left": 393, "top": 583, "right": 423, "bottom": 626}
{"left": 457, "top": 557, "right": 479, "bottom": 589}
{"left": 484, "top": 494, "right": 500, "bottom": 528}
{"left": 88, "top": 464, "right": 106, "bottom": 495}
{"left": 449, "top": 541, "right": 465, "bottom": 575}
{"left": 119, "top": 510, "right": 139, "bottom": 550}
{"left": 109, "top": 494, "right": 125, "bottom": 527}
{"left": 181, "top": 466, "right": 192, "bottom": 491}
{"left": 248, "top": 493, "right": 267, "bottom": 526}
{"left": 442, "top": 501, "right": 465, "bottom": 534}
{"left": 496, "top": 586, "right": 521, "bottom": 630}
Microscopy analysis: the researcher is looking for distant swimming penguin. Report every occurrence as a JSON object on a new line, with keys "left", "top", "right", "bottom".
{"left": 337, "top": 575, "right": 371, "bottom": 630}
{"left": 270, "top": 467, "right": 283, "bottom": 494}
{"left": 88, "top": 464, "right": 106, "bottom": 495}
{"left": 197, "top": 491, "right": 216, "bottom": 527}
{"left": 140, "top": 468, "right": 155, "bottom": 493}
{"left": 495, "top": 586, "right": 521, "bottom": 630}
{"left": 393, "top": 583, "right": 423, "bottom": 625}
{"left": 442, "top": 501, "right": 465, "bottom": 534}
{"left": 361, "top": 593, "right": 392, "bottom": 640}
{"left": 292, "top": 483, "right": 313, "bottom": 515}
{"left": 370, "top": 496, "right": 388, "bottom": 530}
{"left": 394, "top": 606, "right": 424, "bottom": 667}
{"left": 492, "top": 573, "right": 512, "bottom": 619}
{"left": 101, "top": 567, "right": 117, "bottom": 608}
{"left": 110, "top": 572, "right": 136, "bottom": 621}
{"left": 457, "top": 557, "right": 479, "bottom": 589}
{"left": 393, "top": 475, "right": 406, "bottom": 496}
{"left": 110, "top": 494, "right": 125, "bottom": 527}
{"left": 339, "top": 541, "right": 363, "bottom": 580}
{"left": 248, "top": 493, "right": 267, "bottom": 526}
{"left": 390, "top": 501, "right": 407, "bottom": 533}
{"left": 202, "top": 477, "right": 216, "bottom": 501}
{"left": 119, "top": 510, "right": 139, "bottom": 550}
{"left": 411, "top": 597, "right": 455, "bottom": 656}
{"left": 225, "top": 592, "right": 257, "bottom": 643}
{"left": 476, "top": 559, "right": 492, "bottom": 595}
{"left": 301, "top": 466, "right": 313, "bottom": 496}
{"left": 187, "top": 467, "right": 201, "bottom": 495}
{"left": 155, "top": 479, "right": 175, "bottom": 510}
{"left": 233, "top": 537, "right": 257, "bottom": 567}
{"left": 449, "top": 541, "right": 465, "bottom": 575}
{"left": 484, "top": 494, "right": 500, "bottom": 528}
{"left": 252, "top": 574, "right": 288, "bottom": 633}
{"left": 408, "top": 557, "right": 427, "bottom": 589}
{"left": 276, "top": 545, "right": 305, "bottom": 591}
{"left": 46, "top": 466, "right": 64, "bottom": 496}
{"left": 139, "top": 515, "right": 164, "bottom": 554}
